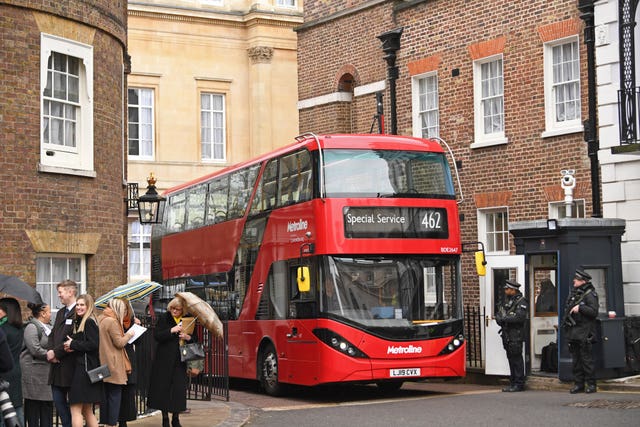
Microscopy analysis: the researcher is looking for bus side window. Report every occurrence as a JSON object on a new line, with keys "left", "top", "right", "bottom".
{"left": 207, "top": 176, "right": 229, "bottom": 224}
{"left": 167, "top": 192, "right": 186, "bottom": 233}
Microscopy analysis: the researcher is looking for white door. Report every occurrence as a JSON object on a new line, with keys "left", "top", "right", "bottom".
{"left": 483, "top": 255, "right": 525, "bottom": 375}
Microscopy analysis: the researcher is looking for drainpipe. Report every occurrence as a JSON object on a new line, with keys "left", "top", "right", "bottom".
{"left": 377, "top": 28, "right": 404, "bottom": 135}
{"left": 578, "top": 0, "right": 602, "bottom": 218}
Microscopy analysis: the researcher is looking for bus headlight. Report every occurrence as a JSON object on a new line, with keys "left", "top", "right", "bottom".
{"left": 439, "top": 334, "right": 464, "bottom": 355}
{"left": 313, "top": 328, "right": 369, "bottom": 359}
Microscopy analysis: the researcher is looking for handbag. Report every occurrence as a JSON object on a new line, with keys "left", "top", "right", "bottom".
{"left": 180, "top": 342, "right": 205, "bottom": 362}
{"left": 85, "top": 353, "right": 111, "bottom": 383}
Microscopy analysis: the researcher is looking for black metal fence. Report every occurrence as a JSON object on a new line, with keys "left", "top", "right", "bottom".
{"left": 464, "top": 305, "right": 484, "bottom": 369}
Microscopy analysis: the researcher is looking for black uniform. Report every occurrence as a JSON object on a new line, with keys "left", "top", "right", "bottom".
{"left": 496, "top": 287, "right": 529, "bottom": 391}
{"left": 562, "top": 271, "right": 599, "bottom": 393}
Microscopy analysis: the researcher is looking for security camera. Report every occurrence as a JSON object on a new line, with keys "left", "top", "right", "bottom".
{"left": 560, "top": 169, "right": 576, "bottom": 189}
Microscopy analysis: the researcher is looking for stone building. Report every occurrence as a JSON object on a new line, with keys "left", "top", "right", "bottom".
{"left": 296, "top": 0, "right": 601, "bottom": 374}
{"left": 125, "top": 0, "right": 302, "bottom": 282}
{"left": 593, "top": 0, "right": 640, "bottom": 316}
{"left": 0, "top": 1, "right": 129, "bottom": 306}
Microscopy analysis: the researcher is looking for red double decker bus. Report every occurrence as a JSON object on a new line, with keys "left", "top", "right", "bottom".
{"left": 151, "top": 133, "right": 465, "bottom": 395}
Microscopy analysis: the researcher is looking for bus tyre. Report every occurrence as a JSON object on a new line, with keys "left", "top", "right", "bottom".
{"left": 376, "top": 381, "right": 404, "bottom": 393}
{"left": 260, "top": 343, "right": 284, "bottom": 396}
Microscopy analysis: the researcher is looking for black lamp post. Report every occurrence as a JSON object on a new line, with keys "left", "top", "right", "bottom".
{"left": 137, "top": 173, "right": 166, "bottom": 224}
{"left": 377, "top": 27, "right": 404, "bottom": 135}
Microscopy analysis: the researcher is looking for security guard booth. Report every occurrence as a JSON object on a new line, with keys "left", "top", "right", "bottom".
{"left": 509, "top": 218, "right": 626, "bottom": 381}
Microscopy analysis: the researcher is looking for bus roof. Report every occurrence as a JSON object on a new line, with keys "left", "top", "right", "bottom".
{"left": 164, "top": 133, "right": 445, "bottom": 195}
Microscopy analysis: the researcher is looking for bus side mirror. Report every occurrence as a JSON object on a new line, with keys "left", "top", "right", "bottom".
{"left": 297, "top": 266, "right": 311, "bottom": 292}
{"left": 475, "top": 251, "right": 487, "bottom": 276}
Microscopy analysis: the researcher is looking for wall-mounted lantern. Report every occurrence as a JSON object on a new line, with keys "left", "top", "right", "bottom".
{"left": 137, "top": 173, "right": 166, "bottom": 224}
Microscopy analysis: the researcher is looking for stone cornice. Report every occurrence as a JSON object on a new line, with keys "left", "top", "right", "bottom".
{"left": 128, "top": 6, "right": 303, "bottom": 29}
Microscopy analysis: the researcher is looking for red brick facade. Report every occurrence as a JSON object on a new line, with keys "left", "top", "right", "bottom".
{"left": 297, "top": 0, "right": 593, "bottom": 305}
{"left": 0, "top": 2, "right": 128, "bottom": 297}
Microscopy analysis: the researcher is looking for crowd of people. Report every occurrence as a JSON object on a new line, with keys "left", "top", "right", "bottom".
{"left": 0, "top": 279, "right": 195, "bottom": 427}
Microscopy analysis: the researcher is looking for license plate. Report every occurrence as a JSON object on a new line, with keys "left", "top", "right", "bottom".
{"left": 390, "top": 368, "right": 421, "bottom": 377}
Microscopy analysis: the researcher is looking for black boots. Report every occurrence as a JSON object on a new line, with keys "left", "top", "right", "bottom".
{"left": 570, "top": 383, "right": 597, "bottom": 394}
{"left": 171, "top": 413, "right": 182, "bottom": 427}
{"left": 570, "top": 384, "right": 584, "bottom": 394}
{"left": 502, "top": 385, "right": 524, "bottom": 392}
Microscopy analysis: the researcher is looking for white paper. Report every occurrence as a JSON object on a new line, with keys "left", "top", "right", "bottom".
{"left": 127, "top": 323, "right": 147, "bottom": 344}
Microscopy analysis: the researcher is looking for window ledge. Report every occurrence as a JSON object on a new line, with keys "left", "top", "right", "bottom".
{"left": 470, "top": 137, "right": 508, "bottom": 149}
{"left": 38, "top": 164, "right": 96, "bottom": 178}
{"left": 541, "top": 125, "right": 583, "bottom": 139}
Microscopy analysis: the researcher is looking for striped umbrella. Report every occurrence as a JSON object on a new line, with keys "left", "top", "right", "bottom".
{"left": 95, "top": 280, "right": 162, "bottom": 309}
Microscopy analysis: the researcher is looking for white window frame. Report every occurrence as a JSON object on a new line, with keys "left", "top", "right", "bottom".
{"left": 128, "top": 221, "right": 152, "bottom": 281}
{"left": 472, "top": 55, "right": 507, "bottom": 148}
{"left": 128, "top": 87, "right": 155, "bottom": 160}
{"left": 542, "top": 37, "right": 583, "bottom": 138}
{"left": 548, "top": 199, "right": 586, "bottom": 219}
{"left": 36, "top": 254, "right": 86, "bottom": 312}
{"left": 276, "top": 0, "right": 296, "bottom": 7}
{"left": 478, "top": 207, "right": 510, "bottom": 255}
{"left": 412, "top": 72, "right": 439, "bottom": 138}
{"left": 200, "top": 92, "right": 226, "bottom": 162}
{"left": 40, "top": 33, "right": 94, "bottom": 176}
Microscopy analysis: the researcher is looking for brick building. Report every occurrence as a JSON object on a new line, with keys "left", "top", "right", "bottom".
{"left": 296, "top": 0, "right": 597, "bottom": 374}
{"left": 0, "top": 1, "right": 129, "bottom": 308}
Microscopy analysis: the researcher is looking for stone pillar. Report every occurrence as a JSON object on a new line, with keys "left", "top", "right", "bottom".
{"left": 247, "top": 46, "right": 274, "bottom": 155}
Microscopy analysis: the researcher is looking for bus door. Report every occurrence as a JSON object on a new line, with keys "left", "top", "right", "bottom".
{"left": 282, "top": 264, "right": 319, "bottom": 385}
{"left": 483, "top": 255, "right": 525, "bottom": 375}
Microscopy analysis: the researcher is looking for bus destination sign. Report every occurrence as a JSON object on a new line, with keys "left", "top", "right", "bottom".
{"left": 343, "top": 207, "right": 449, "bottom": 239}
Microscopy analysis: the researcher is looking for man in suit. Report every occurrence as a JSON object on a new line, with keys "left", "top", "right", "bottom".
{"left": 46, "top": 280, "right": 78, "bottom": 427}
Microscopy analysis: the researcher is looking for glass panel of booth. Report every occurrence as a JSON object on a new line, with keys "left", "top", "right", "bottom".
{"left": 584, "top": 268, "right": 607, "bottom": 315}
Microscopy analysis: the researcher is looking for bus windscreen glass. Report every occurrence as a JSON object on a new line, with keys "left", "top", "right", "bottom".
{"left": 321, "top": 256, "right": 458, "bottom": 331}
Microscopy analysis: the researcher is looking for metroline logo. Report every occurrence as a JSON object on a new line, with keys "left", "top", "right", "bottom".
{"left": 387, "top": 345, "right": 423, "bottom": 355}
{"left": 287, "top": 219, "right": 308, "bottom": 232}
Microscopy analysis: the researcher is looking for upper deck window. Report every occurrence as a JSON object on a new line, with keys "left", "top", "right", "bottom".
{"left": 322, "top": 149, "right": 454, "bottom": 198}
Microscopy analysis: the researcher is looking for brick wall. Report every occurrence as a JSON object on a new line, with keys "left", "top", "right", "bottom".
{"left": 298, "top": 0, "right": 592, "bottom": 305}
{"left": 0, "top": 2, "right": 128, "bottom": 296}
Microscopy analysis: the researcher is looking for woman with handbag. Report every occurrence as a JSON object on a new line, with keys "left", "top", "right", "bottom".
{"left": 63, "top": 294, "right": 102, "bottom": 427}
{"left": 147, "top": 297, "right": 194, "bottom": 427}
{"left": 98, "top": 299, "right": 135, "bottom": 427}
{"left": 20, "top": 302, "right": 53, "bottom": 427}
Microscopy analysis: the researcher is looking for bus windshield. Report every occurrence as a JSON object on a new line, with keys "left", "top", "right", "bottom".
{"left": 321, "top": 256, "right": 459, "bottom": 327}
{"left": 323, "top": 149, "right": 455, "bottom": 198}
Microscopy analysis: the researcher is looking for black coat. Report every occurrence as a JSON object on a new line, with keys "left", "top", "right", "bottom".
{"left": 68, "top": 317, "right": 102, "bottom": 404}
{"left": 562, "top": 282, "right": 599, "bottom": 342}
{"left": 496, "top": 292, "right": 529, "bottom": 344}
{"left": 48, "top": 306, "right": 77, "bottom": 387}
{"left": 0, "top": 328, "right": 13, "bottom": 374}
{"left": 147, "top": 312, "right": 194, "bottom": 413}
{"left": 0, "top": 322, "right": 23, "bottom": 406}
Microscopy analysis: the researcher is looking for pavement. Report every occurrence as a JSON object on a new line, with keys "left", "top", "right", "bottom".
{"left": 127, "top": 373, "right": 640, "bottom": 427}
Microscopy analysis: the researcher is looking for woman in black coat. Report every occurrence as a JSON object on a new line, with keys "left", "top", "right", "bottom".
{"left": 147, "top": 297, "right": 194, "bottom": 427}
{"left": 64, "top": 294, "right": 102, "bottom": 427}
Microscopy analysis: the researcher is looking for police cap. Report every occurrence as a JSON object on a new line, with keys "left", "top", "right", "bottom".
{"left": 574, "top": 268, "right": 592, "bottom": 281}
{"left": 504, "top": 279, "right": 521, "bottom": 290}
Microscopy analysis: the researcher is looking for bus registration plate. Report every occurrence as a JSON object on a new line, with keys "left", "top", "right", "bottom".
{"left": 390, "top": 368, "right": 421, "bottom": 377}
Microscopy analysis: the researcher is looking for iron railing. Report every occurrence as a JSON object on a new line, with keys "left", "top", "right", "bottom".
{"left": 464, "top": 305, "right": 484, "bottom": 369}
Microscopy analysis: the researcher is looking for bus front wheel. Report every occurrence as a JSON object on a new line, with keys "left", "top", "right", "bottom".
{"left": 259, "top": 343, "right": 284, "bottom": 396}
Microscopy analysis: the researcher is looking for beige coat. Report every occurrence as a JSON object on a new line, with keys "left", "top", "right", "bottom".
{"left": 98, "top": 314, "right": 130, "bottom": 385}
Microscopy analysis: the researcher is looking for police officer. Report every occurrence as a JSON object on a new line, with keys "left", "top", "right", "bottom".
{"left": 495, "top": 279, "right": 529, "bottom": 392}
{"left": 562, "top": 268, "right": 599, "bottom": 394}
